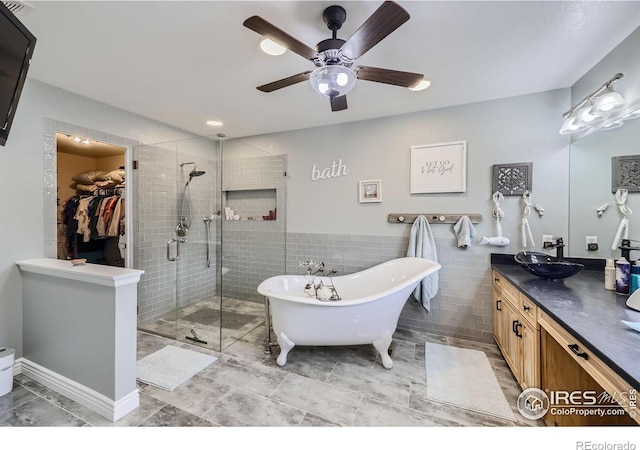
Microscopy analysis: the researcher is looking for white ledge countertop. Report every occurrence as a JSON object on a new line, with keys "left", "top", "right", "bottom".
{"left": 17, "top": 258, "right": 144, "bottom": 288}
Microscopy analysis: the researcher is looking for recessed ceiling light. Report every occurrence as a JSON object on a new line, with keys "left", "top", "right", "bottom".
{"left": 260, "top": 38, "right": 286, "bottom": 56}
{"left": 206, "top": 120, "right": 224, "bottom": 127}
{"left": 409, "top": 79, "right": 431, "bottom": 92}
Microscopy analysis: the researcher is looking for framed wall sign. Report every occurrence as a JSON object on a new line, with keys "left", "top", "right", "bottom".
{"left": 359, "top": 179, "right": 382, "bottom": 203}
{"left": 410, "top": 141, "right": 467, "bottom": 193}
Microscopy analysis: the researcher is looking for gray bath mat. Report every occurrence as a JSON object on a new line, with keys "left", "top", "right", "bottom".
{"left": 424, "top": 343, "right": 516, "bottom": 422}
{"left": 136, "top": 345, "right": 217, "bottom": 391}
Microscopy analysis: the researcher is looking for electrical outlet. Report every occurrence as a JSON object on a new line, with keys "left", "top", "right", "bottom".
{"left": 542, "top": 234, "right": 553, "bottom": 244}
{"left": 586, "top": 235, "right": 598, "bottom": 251}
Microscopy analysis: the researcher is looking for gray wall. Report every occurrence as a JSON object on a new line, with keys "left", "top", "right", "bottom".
{"left": 230, "top": 89, "right": 571, "bottom": 342}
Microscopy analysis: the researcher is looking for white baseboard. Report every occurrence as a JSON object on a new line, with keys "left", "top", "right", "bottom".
{"left": 20, "top": 358, "right": 139, "bottom": 422}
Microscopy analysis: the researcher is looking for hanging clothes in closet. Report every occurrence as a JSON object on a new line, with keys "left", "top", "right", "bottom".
{"left": 60, "top": 188, "right": 125, "bottom": 264}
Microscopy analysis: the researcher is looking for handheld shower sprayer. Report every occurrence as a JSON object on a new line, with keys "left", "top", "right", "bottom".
{"left": 176, "top": 162, "right": 207, "bottom": 237}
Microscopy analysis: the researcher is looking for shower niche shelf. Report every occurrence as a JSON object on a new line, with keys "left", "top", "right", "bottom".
{"left": 223, "top": 188, "right": 277, "bottom": 221}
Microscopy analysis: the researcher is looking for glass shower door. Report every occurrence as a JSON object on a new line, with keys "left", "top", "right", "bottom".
{"left": 133, "top": 137, "right": 221, "bottom": 350}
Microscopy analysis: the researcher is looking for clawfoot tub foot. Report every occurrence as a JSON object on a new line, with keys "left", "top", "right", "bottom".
{"left": 373, "top": 331, "right": 394, "bottom": 369}
{"left": 276, "top": 332, "right": 295, "bottom": 367}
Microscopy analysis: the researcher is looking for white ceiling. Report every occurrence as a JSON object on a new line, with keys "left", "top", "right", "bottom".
{"left": 16, "top": 1, "right": 640, "bottom": 139}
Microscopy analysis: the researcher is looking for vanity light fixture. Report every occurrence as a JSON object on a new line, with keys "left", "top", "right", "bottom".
{"left": 601, "top": 120, "right": 624, "bottom": 130}
{"left": 592, "top": 86, "right": 625, "bottom": 113}
{"left": 621, "top": 106, "right": 640, "bottom": 121}
{"left": 560, "top": 72, "right": 630, "bottom": 135}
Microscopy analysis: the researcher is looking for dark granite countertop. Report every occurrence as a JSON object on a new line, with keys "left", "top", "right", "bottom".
{"left": 492, "top": 262, "right": 640, "bottom": 390}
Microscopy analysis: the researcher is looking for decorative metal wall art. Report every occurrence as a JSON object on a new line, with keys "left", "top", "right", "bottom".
{"left": 612, "top": 155, "right": 640, "bottom": 193}
{"left": 492, "top": 162, "right": 533, "bottom": 196}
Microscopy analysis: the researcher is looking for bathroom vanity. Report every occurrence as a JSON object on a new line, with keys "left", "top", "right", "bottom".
{"left": 492, "top": 258, "right": 640, "bottom": 426}
{"left": 17, "top": 258, "right": 144, "bottom": 422}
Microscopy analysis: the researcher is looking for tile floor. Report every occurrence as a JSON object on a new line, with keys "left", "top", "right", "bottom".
{"left": 0, "top": 325, "right": 544, "bottom": 427}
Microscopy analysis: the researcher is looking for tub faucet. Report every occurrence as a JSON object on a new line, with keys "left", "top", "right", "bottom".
{"left": 543, "top": 237, "right": 565, "bottom": 260}
{"left": 300, "top": 260, "right": 320, "bottom": 275}
{"left": 619, "top": 239, "right": 640, "bottom": 262}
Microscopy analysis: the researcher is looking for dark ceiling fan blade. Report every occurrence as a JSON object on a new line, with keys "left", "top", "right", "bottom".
{"left": 356, "top": 66, "right": 423, "bottom": 88}
{"left": 339, "top": 1, "right": 410, "bottom": 60}
{"left": 243, "top": 16, "right": 318, "bottom": 60}
{"left": 256, "top": 71, "right": 313, "bottom": 93}
{"left": 330, "top": 95, "right": 348, "bottom": 112}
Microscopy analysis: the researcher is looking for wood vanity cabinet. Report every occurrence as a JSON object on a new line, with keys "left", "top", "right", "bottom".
{"left": 539, "top": 310, "right": 638, "bottom": 426}
{"left": 492, "top": 270, "right": 540, "bottom": 390}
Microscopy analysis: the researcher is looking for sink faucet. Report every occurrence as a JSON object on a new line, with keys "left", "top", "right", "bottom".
{"left": 619, "top": 239, "right": 640, "bottom": 262}
{"left": 543, "top": 237, "right": 565, "bottom": 260}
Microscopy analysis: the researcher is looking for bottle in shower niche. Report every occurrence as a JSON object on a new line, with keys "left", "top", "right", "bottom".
{"left": 615, "top": 256, "right": 631, "bottom": 294}
{"left": 604, "top": 258, "right": 616, "bottom": 290}
{"left": 630, "top": 261, "right": 640, "bottom": 294}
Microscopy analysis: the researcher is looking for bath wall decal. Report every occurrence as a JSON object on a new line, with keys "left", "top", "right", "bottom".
{"left": 311, "top": 159, "right": 350, "bottom": 181}
{"left": 410, "top": 141, "right": 467, "bottom": 193}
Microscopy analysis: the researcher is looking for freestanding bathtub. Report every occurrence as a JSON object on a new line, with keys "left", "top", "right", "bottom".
{"left": 257, "top": 257, "right": 441, "bottom": 369}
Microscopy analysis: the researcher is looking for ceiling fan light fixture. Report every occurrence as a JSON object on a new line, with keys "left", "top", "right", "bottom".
{"left": 259, "top": 38, "right": 286, "bottom": 56}
{"left": 310, "top": 65, "right": 356, "bottom": 98}
{"left": 408, "top": 78, "right": 431, "bottom": 92}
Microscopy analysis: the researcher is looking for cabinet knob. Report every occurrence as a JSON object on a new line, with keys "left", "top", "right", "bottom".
{"left": 523, "top": 305, "right": 530, "bottom": 311}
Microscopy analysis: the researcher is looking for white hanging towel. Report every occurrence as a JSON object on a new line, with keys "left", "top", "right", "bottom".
{"left": 407, "top": 215, "right": 439, "bottom": 312}
{"left": 597, "top": 188, "right": 632, "bottom": 250}
{"left": 453, "top": 215, "right": 477, "bottom": 248}
{"left": 521, "top": 191, "right": 544, "bottom": 250}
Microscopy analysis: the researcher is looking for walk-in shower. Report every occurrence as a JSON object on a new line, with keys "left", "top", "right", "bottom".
{"left": 133, "top": 134, "right": 287, "bottom": 352}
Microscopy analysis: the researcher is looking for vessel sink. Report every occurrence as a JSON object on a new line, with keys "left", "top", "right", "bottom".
{"left": 514, "top": 252, "right": 584, "bottom": 280}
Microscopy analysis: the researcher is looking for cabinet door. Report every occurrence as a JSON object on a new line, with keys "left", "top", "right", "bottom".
{"left": 519, "top": 319, "right": 540, "bottom": 390}
{"left": 493, "top": 288, "right": 504, "bottom": 347}
{"left": 501, "top": 301, "right": 520, "bottom": 380}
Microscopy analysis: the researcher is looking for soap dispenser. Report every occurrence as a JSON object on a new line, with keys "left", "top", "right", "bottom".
{"left": 631, "top": 261, "right": 640, "bottom": 294}
{"left": 604, "top": 258, "right": 616, "bottom": 290}
{"left": 616, "top": 256, "right": 631, "bottom": 294}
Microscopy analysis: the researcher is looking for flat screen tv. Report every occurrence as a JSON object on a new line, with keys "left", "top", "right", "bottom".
{"left": 0, "top": 2, "right": 36, "bottom": 146}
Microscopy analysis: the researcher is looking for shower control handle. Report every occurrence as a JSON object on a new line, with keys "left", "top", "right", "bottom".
{"left": 167, "top": 238, "right": 180, "bottom": 262}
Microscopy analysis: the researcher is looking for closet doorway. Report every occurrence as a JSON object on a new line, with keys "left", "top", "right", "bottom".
{"left": 56, "top": 133, "right": 128, "bottom": 268}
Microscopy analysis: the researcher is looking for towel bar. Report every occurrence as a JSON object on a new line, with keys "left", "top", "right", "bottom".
{"left": 388, "top": 214, "right": 482, "bottom": 224}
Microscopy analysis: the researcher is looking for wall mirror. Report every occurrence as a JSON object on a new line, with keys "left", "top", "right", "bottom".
{"left": 569, "top": 116, "right": 640, "bottom": 259}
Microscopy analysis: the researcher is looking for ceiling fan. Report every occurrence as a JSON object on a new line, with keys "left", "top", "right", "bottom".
{"left": 243, "top": 1, "right": 425, "bottom": 112}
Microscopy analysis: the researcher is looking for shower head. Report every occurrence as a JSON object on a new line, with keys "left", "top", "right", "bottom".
{"left": 189, "top": 169, "right": 206, "bottom": 178}
{"left": 180, "top": 161, "right": 206, "bottom": 180}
